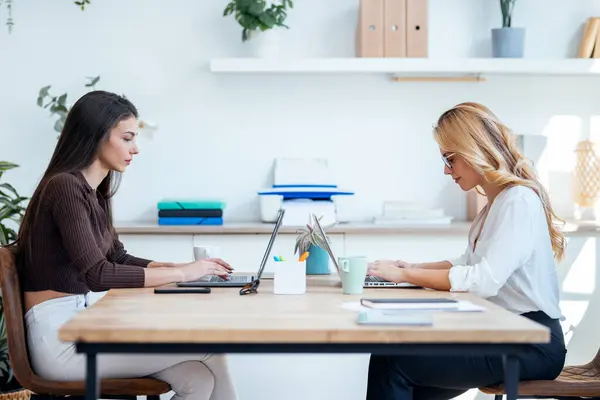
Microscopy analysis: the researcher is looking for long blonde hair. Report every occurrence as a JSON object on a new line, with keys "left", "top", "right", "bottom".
{"left": 433, "top": 102, "right": 566, "bottom": 261}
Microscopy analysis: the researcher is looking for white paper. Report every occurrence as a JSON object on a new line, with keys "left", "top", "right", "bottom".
{"left": 342, "top": 300, "right": 485, "bottom": 313}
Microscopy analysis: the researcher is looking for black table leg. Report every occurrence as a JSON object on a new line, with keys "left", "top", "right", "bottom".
{"left": 85, "top": 351, "right": 99, "bottom": 400}
{"left": 503, "top": 354, "right": 520, "bottom": 400}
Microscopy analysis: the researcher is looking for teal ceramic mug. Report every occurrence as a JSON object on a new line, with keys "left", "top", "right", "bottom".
{"left": 338, "top": 256, "right": 368, "bottom": 295}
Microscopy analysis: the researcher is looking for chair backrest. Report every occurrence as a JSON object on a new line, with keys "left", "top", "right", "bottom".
{"left": 591, "top": 346, "right": 600, "bottom": 370}
{"left": 0, "top": 246, "right": 36, "bottom": 391}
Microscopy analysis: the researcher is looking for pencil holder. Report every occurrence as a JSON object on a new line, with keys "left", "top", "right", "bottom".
{"left": 273, "top": 261, "right": 306, "bottom": 295}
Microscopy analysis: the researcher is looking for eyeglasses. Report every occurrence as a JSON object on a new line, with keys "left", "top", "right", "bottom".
{"left": 441, "top": 153, "right": 455, "bottom": 169}
{"left": 239, "top": 279, "right": 260, "bottom": 296}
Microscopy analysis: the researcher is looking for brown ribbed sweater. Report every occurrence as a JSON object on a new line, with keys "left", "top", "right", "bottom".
{"left": 20, "top": 171, "right": 149, "bottom": 293}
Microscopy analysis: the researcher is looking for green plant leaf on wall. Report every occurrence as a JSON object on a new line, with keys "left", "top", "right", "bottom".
{"left": 248, "top": 2, "right": 265, "bottom": 16}
{"left": 85, "top": 75, "right": 100, "bottom": 87}
{"left": 259, "top": 13, "right": 276, "bottom": 29}
{"left": 74, "top": 0, "right": 91, "bottom": 11}
{"left": 57, "top": 93, "right": 67, "bottom": 106}
{"left": 37, "top": 76, "right": 100, "bottom": 134}
{"left": 0, "top": 162, "right": 18, "bottom": 172}
{"left": 224, "top": 0, "right": 293, "bottom": 41}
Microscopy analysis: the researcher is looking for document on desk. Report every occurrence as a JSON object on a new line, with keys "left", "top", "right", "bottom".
{"left": 342, "top": 300, "right": 485, "bottom": 313}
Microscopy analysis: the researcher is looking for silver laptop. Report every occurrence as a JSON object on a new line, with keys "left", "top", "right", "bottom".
{"left": 312, "top": 214, "right": 418, "bottom": 288}
{"left": 177, "top": 209, "right": 285, "bottom": 288}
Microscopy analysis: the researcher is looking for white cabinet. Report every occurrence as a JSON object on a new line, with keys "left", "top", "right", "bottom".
{"left": 118, "top": 234, "right": 195, "bottom": 264}
{"left": 344, "top": 234, "right": 468, "bottom": 264}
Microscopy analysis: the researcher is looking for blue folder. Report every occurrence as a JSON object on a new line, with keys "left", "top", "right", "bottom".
{"left": 158, "top": 217, "right": 223, "bottom": 226}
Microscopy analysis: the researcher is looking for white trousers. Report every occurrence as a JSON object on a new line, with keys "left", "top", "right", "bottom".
{"left": 25, "top": 292, "right": 237, "bottom": 400}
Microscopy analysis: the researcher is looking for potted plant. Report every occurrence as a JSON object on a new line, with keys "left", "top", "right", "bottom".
{"left": 492, "top": 0, "right": 525, "bottom": 58}
{"left": 294, "top": 215, "right": 335, "bottom": 275}
{"left": 223, "top": 0, "right": 294, "bottom": 57}
{"left": 0, "top": 162, "right": 28, "bottom": 399}
{"left": 0, "top": 162, "right": 27, "bottom": 246}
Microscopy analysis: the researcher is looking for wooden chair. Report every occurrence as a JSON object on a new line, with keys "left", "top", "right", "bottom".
{"left": 0, "top": 247, "right": 171, "bottom": 400}
{"left": 480, "top": 347, "right": 600, "bottom": 399}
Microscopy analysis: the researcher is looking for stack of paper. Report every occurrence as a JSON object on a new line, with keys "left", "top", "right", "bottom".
{"left": 360, "top": 297, "right": 485, "bottom": 312}
{"left": 373, "top": 201, "right": 452, "bottom": 226}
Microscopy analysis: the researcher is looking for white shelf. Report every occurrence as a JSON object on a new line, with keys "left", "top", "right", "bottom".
{"left": 210, "top": 57, "right": 600, "bottom": 77}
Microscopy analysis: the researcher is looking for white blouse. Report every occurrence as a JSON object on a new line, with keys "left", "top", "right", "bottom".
{"left": 448, "top": 185, "right": 563, "bottom": 320}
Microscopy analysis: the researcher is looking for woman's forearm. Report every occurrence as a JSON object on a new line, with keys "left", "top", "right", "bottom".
{"left": 143, "top": 267, "right": 185, "bottom": 287}
{"left": 413, "top": 260, "right": 452, "bottom": 270}
{"left": 147, "top": 261, "right": 189, "bottom": 268}
{"left": 402, "top": 268, "right": 451, "bottom": 291}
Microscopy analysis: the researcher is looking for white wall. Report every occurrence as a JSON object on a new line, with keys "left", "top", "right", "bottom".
{"left": 3, "top": 3, "right": 600, "bottom": 398}
{"left": 1, "top": 0, "right": 600, "bottom": 224}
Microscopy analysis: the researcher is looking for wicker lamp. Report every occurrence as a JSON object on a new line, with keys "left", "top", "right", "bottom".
{"left": 573, "top": 139, "right": 600, "bottom": 220}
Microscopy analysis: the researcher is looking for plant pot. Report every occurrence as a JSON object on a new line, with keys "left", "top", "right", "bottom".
{"left": 491, "top": 27, "right": 525, "bottom": 58}
{"left": 247, "top": 29, "right": 281, "bottom": 58}
{"left": 305, "top": 244, "right": 330, "bottom": 275}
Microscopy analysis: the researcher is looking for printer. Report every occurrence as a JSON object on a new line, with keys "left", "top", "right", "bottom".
{"left": 258, "top": 158, "right": 354, "bottom": 226}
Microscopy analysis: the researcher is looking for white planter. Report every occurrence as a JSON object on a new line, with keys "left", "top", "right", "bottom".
{"left": 247, "top": 29, "right": 282, "bottom": 58}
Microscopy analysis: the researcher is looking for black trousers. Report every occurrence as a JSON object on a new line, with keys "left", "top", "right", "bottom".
{"left": 366, "top": 311, "right": 567, "bottom": 400}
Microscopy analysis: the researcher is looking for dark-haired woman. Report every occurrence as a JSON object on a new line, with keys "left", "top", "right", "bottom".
{"left": 12, "top": 91, "right": 237, "bottom": 400}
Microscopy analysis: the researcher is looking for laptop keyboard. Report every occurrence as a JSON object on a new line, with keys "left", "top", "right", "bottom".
{"left": 208, "top": 275, "right": 250, "bottom": 283}
{"left": 365, "top": 276, "right": 386, "bottom": 282}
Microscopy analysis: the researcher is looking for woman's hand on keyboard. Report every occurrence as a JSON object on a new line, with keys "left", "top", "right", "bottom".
{"left": 178, "top": 258, "right": 234, "bottom": 282}
{"left": 367, "top": 260, "right": 407, "bottom": 283}
{"left": 369, "top": 259, "right": 415, "bottom": 269}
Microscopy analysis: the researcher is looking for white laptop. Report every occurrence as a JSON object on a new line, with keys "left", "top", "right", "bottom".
{"left": 312, "top": 215, "right": 419, "bottom": 288}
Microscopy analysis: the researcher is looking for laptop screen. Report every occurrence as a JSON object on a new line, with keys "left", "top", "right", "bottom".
{"left": 255, "top": 208, "right": 285, "bottom": 279}
{"left": 312, "top": 214, "right": 340, "bottom": 273}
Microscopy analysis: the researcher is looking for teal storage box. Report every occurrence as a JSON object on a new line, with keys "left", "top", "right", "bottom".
{"left": 158, "top": 199, "right": 226, "bottom": 210}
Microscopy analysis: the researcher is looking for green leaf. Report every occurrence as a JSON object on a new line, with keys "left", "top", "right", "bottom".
{"left": 0, "top": 225, "right": 7, "bottom": 246}
{"left": 0, "top": 208, "right": 17, "bottom": 222}
{"left": 248, "top": 2, "right": 265, "bottom": 16}
{"left": 240, "top": 14, "right": 260, "bottom": 30}
{"left": 223, "top": 2, "right": 235, "bottom": 16}
{"left": 4, "top": 226, "right": 18, "bottom": 242}
{"left": 0, "top": 183, "right": 18, "bottom": 197}
{"left": 85, "top": 75, "right": 100, "bottom": 88}
{"left": 57, "top": 93, "right": 67, "bottom": 106}
{"left": 0, "top": 162, "right": 18, "bottom": 172}
{"left": 259, "top": 12, "right": 276, "bottom": 28}
{"left": 0, "top": 198, "right": 20, "bottom": 211}
{"left": 236, "top": 0, "right": 255, "bottom": 13}
{"left": 38, "top": 85, "right": 51, "bottom": 100}
{"left": 54, "top": 118, "right": 64, "bottom": 133}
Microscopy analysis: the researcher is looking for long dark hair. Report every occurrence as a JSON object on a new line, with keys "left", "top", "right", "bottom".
{"left": 11, "top": 90, "right": 138, "bottom": 267}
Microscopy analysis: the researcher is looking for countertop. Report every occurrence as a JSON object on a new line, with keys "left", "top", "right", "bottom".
{"left": 115, "top": 221, "right": 472, "bottom": 235}
{"left": 114, "top": 220, "right": 600, "bottom": 236}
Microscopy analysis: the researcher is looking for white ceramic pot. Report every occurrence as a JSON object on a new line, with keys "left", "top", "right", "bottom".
{"left": 247, "top": 28, "right": 282, "bottom": 58}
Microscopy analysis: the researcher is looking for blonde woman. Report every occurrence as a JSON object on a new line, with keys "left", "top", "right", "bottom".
{"left": 366, "top": 102, "right": 567, "bottom": 400}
